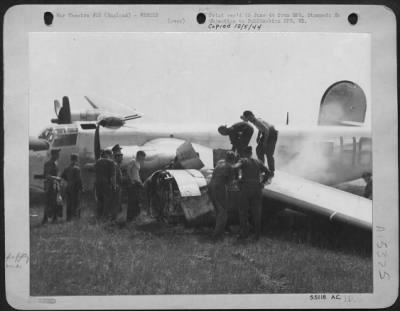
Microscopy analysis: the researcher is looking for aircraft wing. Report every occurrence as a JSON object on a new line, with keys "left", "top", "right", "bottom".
{"left": 84, "top": 95, "right": 142, "bottom": 117}
{"left": 263, "top": 170, "right": 372, "bottom": 230}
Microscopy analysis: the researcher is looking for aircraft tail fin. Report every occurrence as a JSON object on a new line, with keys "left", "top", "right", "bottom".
{"left": 52, "top": 96, "right": 72, "bottom": 124}
{"left": 318, "top": 81, "right": 367, "bottom": 126}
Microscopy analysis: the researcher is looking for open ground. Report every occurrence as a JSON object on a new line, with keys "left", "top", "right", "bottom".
{"left": 30, "top": 179, "right": 372, "bottom": 295}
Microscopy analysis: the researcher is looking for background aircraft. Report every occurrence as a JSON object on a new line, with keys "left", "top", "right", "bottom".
{"left": 29, "top": 81, "right": 372, "bottom": 230}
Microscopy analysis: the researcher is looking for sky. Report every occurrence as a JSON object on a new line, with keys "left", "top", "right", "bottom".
{"left": 29, "top": 32, "right": 371, "bottom": 135}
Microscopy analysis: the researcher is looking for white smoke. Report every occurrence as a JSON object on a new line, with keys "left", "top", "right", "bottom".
{"left": 279, "top": 135, "right": 338, "bottom": 184}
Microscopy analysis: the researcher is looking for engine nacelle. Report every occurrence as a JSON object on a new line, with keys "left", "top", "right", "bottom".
{"left": 146, "top": 169, "right": 215, "bottom": 225}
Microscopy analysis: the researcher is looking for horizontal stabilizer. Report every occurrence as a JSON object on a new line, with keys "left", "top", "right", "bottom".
{"left": 263, "top": 171, "right": 372, "bottom": 230}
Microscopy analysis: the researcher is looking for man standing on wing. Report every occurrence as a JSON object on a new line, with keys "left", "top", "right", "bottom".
{"left": 218, "top": 121, "right": 254, "bottom": 157}
{"left": 241, "top": 110, "right": 278, "bottom": 178}
{"left": 126, "top": 150, "right": 146, "bottom": 221}
{"left": 362, "top": 172, "right": 373, "bottom": 199}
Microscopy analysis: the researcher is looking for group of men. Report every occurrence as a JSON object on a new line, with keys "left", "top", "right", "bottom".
{"left": 42, "top": 109, "right": 278, "bottom": 233}
{"left": 94, "top": 145, "right": 147, "bottom": 222}
{"left": 42, "top": 144, "right": 147, "bottom": 224}
{"left": 210, "top": 110, "right": 278, "bottom": 241}
{"left": 42, "top": 149, "right": 82, "bottom": 224}
{"left": 218, "top": 110, "right": 278, "bottom": 175}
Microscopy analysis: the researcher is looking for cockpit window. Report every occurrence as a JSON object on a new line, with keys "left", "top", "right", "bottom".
{"left": 52, "top": 133, "right": 78, "bottom": 147}
{"left": 38, "top": 128, "right": 55, "bottom": 142}
{"left": 38, "top": 126, "right": 78, "bottom": 146}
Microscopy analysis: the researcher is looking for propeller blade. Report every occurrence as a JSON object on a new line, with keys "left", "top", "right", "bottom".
{"left": 94, "top": 124, "right": 101, "bottom": 160}
{"left": 84, "top": 96, "right": 99, "bottom": 109}
{"left": 123, "top": 115, "right": 141, "bottom": 121}
{"left": 54, "top": 99, "right": 61, "bottom": 117}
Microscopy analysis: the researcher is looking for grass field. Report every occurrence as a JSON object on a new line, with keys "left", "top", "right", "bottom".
{"left": 30, "top": 179, "right": 372, "bottom": 295}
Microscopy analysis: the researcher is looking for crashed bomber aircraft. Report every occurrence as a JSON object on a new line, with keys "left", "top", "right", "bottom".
{"left": 30, "top": 92, "right": 372, "bottom": 230}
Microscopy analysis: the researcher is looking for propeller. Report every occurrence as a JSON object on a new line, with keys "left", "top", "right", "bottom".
{"left": 94, "top": 114, "right": 142, "bottom": 160}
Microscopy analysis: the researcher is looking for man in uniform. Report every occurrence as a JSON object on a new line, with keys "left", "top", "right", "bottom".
{"left": 208, "top": 151, "right": 236, "bottom": 239}
{"left": 126, "top": 150, "right": 146, "bottom": 221}
{"left": 362, "top": 172, "right": 373, "bottom": 199}
{"left": 61, "top": 153, "right": 83, "bottom": 220}
{"left": 94, "top": 149, "right": 116, "bottom": 220}
{"left": 42, "top": 149, "right": 61, "bottom": 224}
{"left": 112, "top": 144, "right": 124, "bottom": 218}
{"left": 233, "top": 146, "right": 271, "bottom": 240}
{"left": 218, "top": 121, "right": 254, "bottom": 157}
{"left": 241, "top": 110, "right": 278, "bottom": 178}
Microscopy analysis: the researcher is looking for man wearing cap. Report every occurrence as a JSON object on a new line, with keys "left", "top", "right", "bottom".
{"left": 112, "top": 144, "right": 124, "bottom": 218}
{"left": 218, "top": 121, "right": 254, "bottom": 157}
{"left": 95, "top": 149, "right": 116, "bottom": 220}
{"left": 241, "top": 110, "right": 278, "bottom": 178}
{"left": 126, "top": 150, "right": 146, "bottom": 221}
{"left": 42, "top": 149, "right": 61, "bottom": 224}
{"left": 208, "top": 151, "right": 236, "bottom": 239}
{"left": 233, "top": 146, "right": 271, "bottom": 240}
{"left": 61, "top": 153, "right": 83, "bottom": 220}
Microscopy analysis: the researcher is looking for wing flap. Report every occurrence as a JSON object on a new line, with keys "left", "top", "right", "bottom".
{"left": 263, "top": 171, "right": 372, "bottom": 230}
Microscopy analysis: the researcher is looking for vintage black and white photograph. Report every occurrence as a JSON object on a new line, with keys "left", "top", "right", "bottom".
{"left": 4, "top": 4, "right": 398, "bottom": 309}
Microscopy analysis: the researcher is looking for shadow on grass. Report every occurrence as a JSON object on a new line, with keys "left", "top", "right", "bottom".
{"left": 261, "top": 207, "right": 372, "bottom": 257}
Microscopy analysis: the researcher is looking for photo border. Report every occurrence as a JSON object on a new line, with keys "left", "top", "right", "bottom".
{"left": 3, "top": 3, "right": 398, "bottom": 309}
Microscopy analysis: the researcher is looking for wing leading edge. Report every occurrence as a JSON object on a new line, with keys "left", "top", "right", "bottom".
{"left": 263, "top": 171, "right": 372, "bottom": 230}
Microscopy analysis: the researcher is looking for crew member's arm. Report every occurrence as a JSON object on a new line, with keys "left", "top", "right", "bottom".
{"left": 61, "top": 168, "right": 68, "bottom": 181}
{"left": 263, "top": 126, "right": 270, "bottom": 143}
{"left": 364, "top": 180, "right": 372, "bottom": 199}
{"left": 258, "top": 161, "right": 271, "bottom": 175}
{"left": 256, "top": 131, "right": 261, "bottom": 143}
{"left": 232, "top": 159, "right": 244, "bottom": 170}
{"left": 256, "top": 160, "right": 271, "bottom": 182}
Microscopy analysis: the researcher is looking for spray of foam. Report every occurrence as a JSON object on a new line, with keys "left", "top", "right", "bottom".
{"left": 279, "top": 135, "right": 339, "bottom": 185}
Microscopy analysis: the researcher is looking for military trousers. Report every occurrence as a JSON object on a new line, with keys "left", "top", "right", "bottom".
{"left": 95, "top": 181, "right": 114, "bottom": 220}
{"left": 238, "top": 182, "right": 262, "bottom": 238}
{"left": 208, "top": 184, "right": 229, "bottom": 238}
{"left": 256, "top": 130, "right": 278, "bottom": 173}
{"left": 43, "top": 187, "right": 58, "bottom": 223}
{"left": 127, "top": 183, "right": 142, "bottom": 221}
{"left": 65, "top": 188, "right": 80, "bottom": 220}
